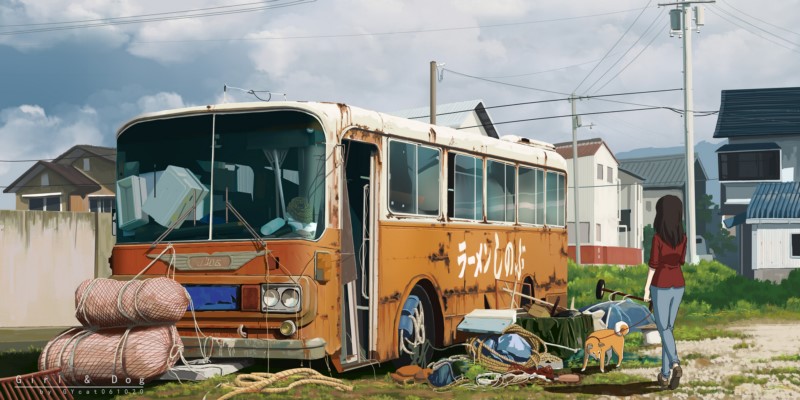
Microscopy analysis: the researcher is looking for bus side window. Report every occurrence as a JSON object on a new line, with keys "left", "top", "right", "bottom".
{"left": 388, "top": 140, "right": 440, "bottom": 216}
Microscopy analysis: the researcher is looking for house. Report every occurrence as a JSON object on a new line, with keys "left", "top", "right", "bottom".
{"left": 714, "top": 87, "right": 800, "bottom": 280}
{"left": 619, "top": 168, "right": 646, "bottom": 249}
{"left": 3, "top": 145, "right": 116, "bottom": 212}
{"left": 618, "top": 153, "right": 708, "bottom": 235}
{"left": 553, "top": 138, "right": 643, "bottom": 265}
{"left": 745, "top": 182, "right": 800, "bottom": 282}
{"left": 389, "top": 100, "right": 499, "bottom": 138}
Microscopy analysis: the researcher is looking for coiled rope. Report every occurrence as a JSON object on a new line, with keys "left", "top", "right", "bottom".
{"left": 217, "top": 368, "right": 352, "bottom": 399}
{"left": 467, "top": 324, "right": 546, "bottom": 373}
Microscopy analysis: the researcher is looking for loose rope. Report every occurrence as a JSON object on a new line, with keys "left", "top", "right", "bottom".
{"left": 467, "top": 324, "right": 546, "bottom": 373}
{"left": 217, "top": 368, "right": 353, "bottom": 399}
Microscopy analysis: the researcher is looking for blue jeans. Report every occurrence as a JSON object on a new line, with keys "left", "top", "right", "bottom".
{"left": 651, "top": 286, "right": 684, "bottom": 378}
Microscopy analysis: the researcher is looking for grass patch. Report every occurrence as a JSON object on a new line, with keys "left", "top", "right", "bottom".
{"left": 728, "top": 375, "right": 768, "bottom": 387}
{"left": 687, "top": 380, "right": 717, "bottom": 387}
{"left": 733, "top": 341, "right": 751, "bottom": 350}
{"left": 758, "top": 366, "right": 800, "bottom": 375}
{"left": 581, "top": 372, "right": 646, "bottom": 386}
{"left": 0, "top": 346, "right": 41, "bottom": 377}
{"left": 772, "top": 354, "right": 800, "bottom": 362}
{"left": 674, "top": 325, "right": 747, "bottom": 341}
{"left": 684, "top": 353, "right": 719, "bottom": 361}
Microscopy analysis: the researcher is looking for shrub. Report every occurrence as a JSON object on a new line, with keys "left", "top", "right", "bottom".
{"left": 787, "top": 297, "right": 800, "bottom": 312}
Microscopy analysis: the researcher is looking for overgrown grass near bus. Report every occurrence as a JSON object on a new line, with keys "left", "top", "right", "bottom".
{"left": 567, "top": 260, "right": 800, "bottom": 330}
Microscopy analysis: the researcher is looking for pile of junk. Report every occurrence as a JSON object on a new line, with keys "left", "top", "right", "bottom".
{"left": 391, "top": 279, "right": 659, "bottom": 390}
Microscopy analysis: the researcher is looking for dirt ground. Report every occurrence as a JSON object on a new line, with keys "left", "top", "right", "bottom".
{"left": 620, "top": 322, "right": 800, "bottom": 399}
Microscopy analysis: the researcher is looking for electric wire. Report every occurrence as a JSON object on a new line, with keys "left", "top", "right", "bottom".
{"left": 0, "top": 0, "right": 315, "bottom": 36}
{"left": 721, "top": 0, "right": 800, "bottom": 37}
{"left": 591, "top": 20, "right": 670, "bottom": 95}
{"left": 573, "top": 0, "right": 653, "bottom": 94}
{"left": 130, "top": 7, "right": 655, "bottom": 44}
{"left": 711, "top": 3, "right": 800, "bottom": 48}
{"left": 583, "top": 8, "right": 665, "bottom": 94}
{"left": 706, "top": 6, "right": 800, "bottom": 54}
{"left": 457, "top": 106, "right": 664, "bottom": 130}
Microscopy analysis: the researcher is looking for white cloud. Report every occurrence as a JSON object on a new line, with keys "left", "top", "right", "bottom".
{"left": 136, "top": 92, "right": 187, "bottom": 114}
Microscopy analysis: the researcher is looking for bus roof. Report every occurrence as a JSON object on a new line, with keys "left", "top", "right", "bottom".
{"left": 116, "top": 101, "right": 567, "bottom": 172}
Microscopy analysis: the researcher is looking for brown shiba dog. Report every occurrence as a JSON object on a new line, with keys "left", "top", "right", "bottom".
{"left": 581, "top": 321, "right": 629, "bottom": 373}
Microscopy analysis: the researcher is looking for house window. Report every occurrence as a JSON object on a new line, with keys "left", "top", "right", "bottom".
{"left": 41, "top": 173, "right": 49, "bottom": 186}
{"left": 389, "top": 140, "right": 440, "bottom": 216}
{"left": 620, "top": 209, "right": 631, "bottom": 230}
{"left": 486, "top": 160, "right": 515, "bottom": 222}
{"left": 596, "top": 223, "right": 602, "bottom": 241}
{"left": 597, "top": 164, "right": 604, "bottom": 180}
{"left": 83, "top": 158, "right": 91, "bottom": 171}
{"left": 792, "top": 234, "right": 800, "bottom": 257}
{"left": 646, "top": 200, "right": 652, "bottom": 212}
{"left": 719, "top": 150, "right": 780, "bottom": 181}
{"left": 607, "top": 166, "right": 613, "bottom": 183}
{"left": 89, "top": 196, "right": 115, "bottom": 213}
{"left": 29, "top": 196, "right": 60, "bottom": 211}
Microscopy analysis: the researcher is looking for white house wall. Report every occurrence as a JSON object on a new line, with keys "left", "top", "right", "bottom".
{"left": 593, "top": 146, "right": 620, "bottom": 247}
{"left": 752, "top": 224, "right": 800, "bottom": 270}
{"left": 619, "top": 174, "right": 643, "bottom": 249}
{"left": 643, "top": 188, "right": 684, "bottom": 228}
{"left": 565, "top": 145, "right": 620, "bottom": 247}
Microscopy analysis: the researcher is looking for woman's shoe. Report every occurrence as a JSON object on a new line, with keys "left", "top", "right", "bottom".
{"left": 657, "top": 372, "right": 669, "bottom": 389}
{"left": 668, "top": 364, "right": 682, "bottom": 390}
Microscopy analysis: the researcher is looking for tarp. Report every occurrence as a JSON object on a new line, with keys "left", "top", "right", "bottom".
{"left": 516, "top": 314, "right": 594, "bottom": 359}
{"left": 579, "top": 298, "right": 655, "bottom": 333}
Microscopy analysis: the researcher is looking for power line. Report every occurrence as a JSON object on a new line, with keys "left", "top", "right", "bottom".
{"left": 130, "top": 7, "right": 654, "bottom": 44}
{"left": 457, "top": 107, "right": 664, "bottom": 130}
{"left": 712, "top": 3, "right": 800, "bottom": 47}
{"left": 404, "top": 88, "right": 684, "bottom": 120}
{"left": 591, "top": 20, "right": 670, "bottom": 94}
{"left": 706, "top": 6, "right": 800, "bottom": 54}
{"left": 586, "top": 11, "right": 667, "bottom": 94}
{"left": 574, "top": 0, "right": 654, "bottom": 94}
{"left": 0, "top": 0, "right": 315, "bottom": 36}
{"left": 722, "top": 0, "right": 800, "bottom": 37}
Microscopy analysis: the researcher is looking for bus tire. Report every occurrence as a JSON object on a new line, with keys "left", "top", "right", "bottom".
{"left": 394, "top": 285, "right": 436, "bottom": 367}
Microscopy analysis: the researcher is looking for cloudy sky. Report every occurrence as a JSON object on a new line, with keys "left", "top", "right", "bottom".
{"left": 1, "top": 0, "right": 799, "bottom": 208}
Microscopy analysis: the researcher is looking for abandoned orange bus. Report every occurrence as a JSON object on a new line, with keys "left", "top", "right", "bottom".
{"left": 110, "top": 101, "right": 568, "bottom": 371}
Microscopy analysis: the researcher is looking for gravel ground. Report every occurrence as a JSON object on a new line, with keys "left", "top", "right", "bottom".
{"left": 620, "top": 322, "right": 800, "bottom": 399}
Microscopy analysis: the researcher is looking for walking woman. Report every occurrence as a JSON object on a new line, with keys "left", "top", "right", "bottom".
{"left": 643, "top": 195, "right": 687, "bottom": 390}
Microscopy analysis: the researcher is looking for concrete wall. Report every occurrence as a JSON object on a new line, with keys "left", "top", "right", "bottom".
{"left": 0, "top": 210, "right": 114, "bottom": 328}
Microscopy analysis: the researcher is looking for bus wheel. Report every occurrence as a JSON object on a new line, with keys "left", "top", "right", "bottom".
{"left": 394, "top": 285, "right": 436, "bottom": 367}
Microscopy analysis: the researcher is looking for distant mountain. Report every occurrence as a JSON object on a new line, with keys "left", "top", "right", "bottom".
{"left": 617, "top": 140, "right": 726, "bottom": 204}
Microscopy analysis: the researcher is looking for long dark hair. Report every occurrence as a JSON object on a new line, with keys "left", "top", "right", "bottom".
{"left": 654, "top": 195, "right": 685, "bottom": 248}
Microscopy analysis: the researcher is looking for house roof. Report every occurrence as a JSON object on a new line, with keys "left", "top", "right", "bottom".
{"left": 716, "top": 142, "right": 781, "bottom": 152}
{"left": 713, "top": 87, "right": 800, "bottom": 138}
{"left": 747, "top": 181, "right": 800, "bottom": 220}
{"left": 3, "top": 161, "right": 101, "bottom": 194}
{"left": 618, "top": 167, "right": 647, "bottom": 182}
{"left": 55, "top": 144, "right": 116, "bottom": 164}
{"left": 618, "top": 154, "right": 707, "bottom": 189}
{"left": 552, "top": 138, "right": 620, "bottom": 165}
{"left": 389, "top": 100, "right": 499, "bottom": 138}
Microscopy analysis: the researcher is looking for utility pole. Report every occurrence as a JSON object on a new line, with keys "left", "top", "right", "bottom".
{"left": 660, "top": 0, "right": 713, "bottom": 264}
{"left": 570, "top": 94, "right": 581, "bottom": 265}
{"left": 430, "top": 61, "right": 437, "bottom": 125}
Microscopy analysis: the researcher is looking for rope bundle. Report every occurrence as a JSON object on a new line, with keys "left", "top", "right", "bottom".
{"left": 217, "top": 368, "right": 352, "bottom": 399}
{"left": 467, "top": 324, "right": 546, "bottom": 373}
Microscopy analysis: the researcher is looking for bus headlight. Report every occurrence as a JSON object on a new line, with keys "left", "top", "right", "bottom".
{"left": 264, "top": 289, "right": 280, "bottom": 308}
{"left": 260, "top": 285, "right": 302, "bottom": 313}
{"left": 281, "top": 288, "right": 300, "bottom": 308}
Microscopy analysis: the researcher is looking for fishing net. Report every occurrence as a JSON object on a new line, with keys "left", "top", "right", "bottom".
{"left": 75, "top": 277, "right": 188, "bottom": 328}
{"left": 39, "top": 325, "right": 182, "bottom": 385}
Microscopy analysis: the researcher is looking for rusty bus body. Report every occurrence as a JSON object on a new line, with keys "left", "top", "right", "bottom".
{"left": 110, "top": 101, "right": 568, "bottom": 372}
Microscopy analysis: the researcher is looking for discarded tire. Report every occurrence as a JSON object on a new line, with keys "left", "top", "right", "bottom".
{"left": 39, "top": 325, "right": 182, "bottom": 385}
{"left": 75, "top": 278, "right": 188, "bottom": 328}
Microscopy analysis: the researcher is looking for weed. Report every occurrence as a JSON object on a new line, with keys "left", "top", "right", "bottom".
{"left": 728, "top": 375, "right": 768, "bottom": 386}
{"left": 772, "top": 354, "right": 800, "bottom": 362}
{"left": 733, "top": 341, "right": 750, "bottom": 350}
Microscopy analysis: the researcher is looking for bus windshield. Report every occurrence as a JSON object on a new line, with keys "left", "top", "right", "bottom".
{"left": 115, "top": 110, "right": 326, "bottom": 243}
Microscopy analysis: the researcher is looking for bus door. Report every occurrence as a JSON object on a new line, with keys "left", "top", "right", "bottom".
{"left": 340, "top": 139, "right": 379, "bottom": 369}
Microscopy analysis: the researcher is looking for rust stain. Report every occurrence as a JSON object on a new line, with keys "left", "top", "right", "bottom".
{"left": 428, "top": 243, "right": 450, "bottom": 272}
{"left": 428, "top": 127, "right": 437, "bottom": 143}
{"left": 380, "top": 291, "right": 402, "bottom": 304}
{"left": 533, "top": 271, "right": 568, "bottom": 292}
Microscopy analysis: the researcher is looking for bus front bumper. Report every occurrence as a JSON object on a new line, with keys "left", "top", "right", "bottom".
{"left": 180, "top": 336, "right": 327, "bottom": 360}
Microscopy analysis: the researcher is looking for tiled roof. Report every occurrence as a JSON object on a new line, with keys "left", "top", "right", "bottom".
{"left": 747, "top": 182, "right": 800, "bottom": 220}
{"left": 553, "top": 138, "right": 620, "bottom": 165}
{"left": 618, "top": 154, "right": 707, "bottom": 189}
{"left": 55, "top": 144, "right": 116, "bottom": 164}
{"left": 3, "top": 161, "right": 101, "bottom": 194}
{"left": 713, "top": 87, "right": 800, "bottom": 138}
